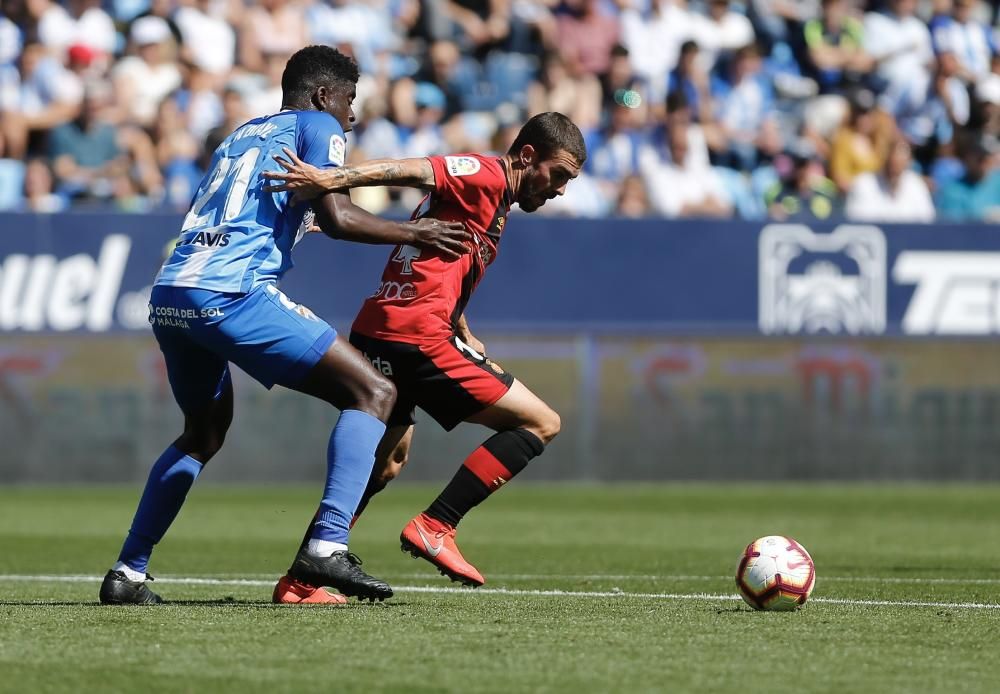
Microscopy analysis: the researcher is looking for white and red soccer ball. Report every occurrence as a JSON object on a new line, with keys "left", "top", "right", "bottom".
{"left": 735, "top": 535, "right": 815, "bottom": 611}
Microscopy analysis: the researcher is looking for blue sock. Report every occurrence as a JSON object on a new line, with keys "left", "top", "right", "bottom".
{"left": 312, "top": 410, "right": 386, "bottom": 544}
{"left": 117, "top": 446, "right": 203, "bottom": 573}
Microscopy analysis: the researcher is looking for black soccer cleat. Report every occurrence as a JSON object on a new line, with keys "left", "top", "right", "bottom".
{"left": 99, "top": 569, "right": 164, "bottom": 605}
{"left": 288, "top": 550, "right": 393, "bottom": 602}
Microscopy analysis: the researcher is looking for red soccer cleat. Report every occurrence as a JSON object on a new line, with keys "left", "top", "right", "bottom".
{"left": 400, "top": 513, "right": 485, "bottom": 587}
{"left": 272, "top": 574, "right": 348, "bottom": 605}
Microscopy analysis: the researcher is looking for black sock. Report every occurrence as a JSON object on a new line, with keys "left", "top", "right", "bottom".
{"left": 426, "top": 429, "right": 544, "bottom": 527}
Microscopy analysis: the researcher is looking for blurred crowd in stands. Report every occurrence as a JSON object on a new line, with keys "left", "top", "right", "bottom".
{"left": 0, "top": 0, "right": 998, "bottom": 221}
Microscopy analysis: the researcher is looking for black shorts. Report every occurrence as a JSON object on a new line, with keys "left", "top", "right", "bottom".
{"left": 350, "top": 332, "right": 515, "bottom": 431}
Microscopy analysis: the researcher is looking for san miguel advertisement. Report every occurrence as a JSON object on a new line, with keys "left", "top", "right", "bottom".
{"left": 2, "top": 213, "right": 1000, "bottom": 336}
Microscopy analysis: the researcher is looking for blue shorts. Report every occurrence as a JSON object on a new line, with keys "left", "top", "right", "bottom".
{"left": 150, "top": 284, "right": 336, "bottom": 412}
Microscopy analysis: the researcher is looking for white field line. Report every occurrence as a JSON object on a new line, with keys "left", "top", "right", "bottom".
{"left": 65, "top": 571, "right": 1000, "bottom": 586}
{"left": 1, "top": 574, "right": 999, "bottom": 611}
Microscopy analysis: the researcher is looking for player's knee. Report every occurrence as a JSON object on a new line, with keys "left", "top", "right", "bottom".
{"left": 177, "top": 427, "right": 227, "bottom": 462}
{"left": 375, "top": 459, "right": 405, "bottom": 487}
{"left": 357, "top": 374, "right": 396, "bottom": 421}
{"left": 528, "top": 406, "right": 561, "bottom": 445}
{"left": 178, "top": 413, "right": 231, "bottom": 463}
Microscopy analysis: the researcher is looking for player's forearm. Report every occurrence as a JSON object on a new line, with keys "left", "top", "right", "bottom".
{"left": 316, "top": 194, "right": 416, "bottom": 246}
{"left": 320, "top": 158, "right": 435, "bottom": 191}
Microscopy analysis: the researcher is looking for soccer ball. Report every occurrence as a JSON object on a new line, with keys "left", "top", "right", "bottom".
{"left": 735, "top": 535, "right": 815, "bottom": 611}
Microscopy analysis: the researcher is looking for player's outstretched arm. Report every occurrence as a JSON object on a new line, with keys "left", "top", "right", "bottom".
{"left": 313, "top": 192, "right": 470, "bottom": 259}
{"left": 264, "top": 148, "right": 434, "bottom": 201}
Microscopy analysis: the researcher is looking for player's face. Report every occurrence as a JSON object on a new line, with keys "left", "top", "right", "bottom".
{"left": 319, "top": 82, "right": 357, "bottom": 133}
{"left": 517, "top": 148, "right": 581, "bottom": 213}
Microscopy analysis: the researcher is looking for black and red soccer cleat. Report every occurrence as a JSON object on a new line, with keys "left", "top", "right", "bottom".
{"left": 287, "top": 549, "right": 393, "bottom": 602}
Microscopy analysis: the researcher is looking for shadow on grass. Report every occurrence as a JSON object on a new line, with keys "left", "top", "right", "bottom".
{"left": 0, "top": 599, "right": 408, "bottom": 608}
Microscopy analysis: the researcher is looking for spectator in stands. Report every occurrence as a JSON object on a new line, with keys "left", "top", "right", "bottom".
{"left": 765, "top": 143, "right": 840, "bottom": 220}
{"left": 554, "top": 0, "right": 620, "bottom": 76}
{"left": 174, "top": 0, "right": 236, "bottom": 78}
{"left": 0, "top": 7, "right": 22, "bottom": 67}
{"left": 243, "top": 49, "right": 286, "bottom": 119}
{"left": 694, "top": 0, "right": 756, "bottom": 73}
{"left": 202, "top": 86, "right": 246, "bottom": 158}
{"left": 126, "top": 0, "right": 185, "bottom": 49}
{"left": 527, "top": 49, "right": 602, "bottom": 131}
{"left": 930, "top": 0, "right": 997, "bottom": 84}
{"left": 937, "top": 135, "right": 1000, "bottom": 220}
{"left": 8, "top": 41, "right": 83, "bottom": 157}
{"left": 113, "top": 16, "right": 181, "bottom": 127}
{"left": 863, "top": 0, "right": 933, "bottom": 97}
{"left": 20, "top": 157, "right": 66, "bottom": 212}
{"left": 586, "top": 99, "right": 649, "bottom": 209}
{"left": 353, "top": 94, "right": 403, "bottom": 161}
{"left": 640, "top": 120, "right": 733, "bottom": 218}
{"left": 401, "top": 82, "right": 448, "bottom": 157}
{"left": 976, "top": 63, "right": 1000, "bottom": 151}
{"left": 886, "top": 50, "right": 969, "bottom": 169}
{"left": 747, "top": 0, "right": 820, "bottom": 51}
{"left": 49, "top": 82, "right": 124, "bottom": 201}
{"left": 0, "top": 133, "right": 26, "bottom": 210}
{"left": 306, "top": 0, "right": 399, "bottom": 74}
{"left": 615, "top": 173, "right": 652, "bottom": 217}
{"left": 601, "top": 43, "right": 645, "bottom": 116}
{"left": 239, "top": 0, "right": 307, "bottom": 75}
{"left": 25, "top": 0, "right": 116, "bottom": 61}
{"left": 801, "top": 0, "right": 873, "bottom": 94}
{"left": 154, "top": 92, "right": 203, "bottom": 210}
{"left": 668, "top": 41, "right": 713, "bottom": 124}
{"left": 829, "top": 87, "right": 893, "bottom": 191}
{"left": 440, "top": 0, "right": 510, "bottom": 53}
{"left": 620, "top": 0, "right": 697, "bottom": 105}
{"left": 392, "top": 40, "right": 467, "bottom": 128}
{"left": 711, "top": 44, "right": 780, "bottom": 170}
{"left": 846, "top": 137, "right": 935, "bottom": 221}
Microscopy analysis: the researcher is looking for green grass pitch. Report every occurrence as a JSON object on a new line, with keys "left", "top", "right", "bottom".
{"left": 1, "top": 484, "right": 999, "bottom": 693}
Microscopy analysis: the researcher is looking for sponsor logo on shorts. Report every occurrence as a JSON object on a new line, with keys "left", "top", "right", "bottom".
{"left": 148, "top": 304, "right": 225, "bottom": 329}
{"left": 444, "top": 156, "right": 480, "bottom": 177}
{"left": 364, "top": 353, "right": 394, "bottom": 376}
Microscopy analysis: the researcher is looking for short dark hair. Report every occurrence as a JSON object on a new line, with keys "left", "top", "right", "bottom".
{"left": 508, "top": 112, "right": 586, "bottom": 166}
{"left": 281, "top": 45, "right": 359, "bottom": 106}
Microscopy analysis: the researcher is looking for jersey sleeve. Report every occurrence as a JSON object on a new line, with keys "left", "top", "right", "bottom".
{"left": 427, "top": 154, "right": 505, "bottom": 204}
{"left": 295, "top": 112, "right": 347, "bottom": 170}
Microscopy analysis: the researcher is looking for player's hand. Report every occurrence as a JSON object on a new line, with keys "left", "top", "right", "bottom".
{"left": 263, "top": 148, "right": 331, "bottom": 203}
{"left": 461, "top": 332, "right": 487, "bottom": 356}
{"left": 408, "top": 218, "right": 472, "bottom": 260}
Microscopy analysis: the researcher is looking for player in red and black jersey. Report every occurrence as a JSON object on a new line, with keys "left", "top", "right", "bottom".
{"left": 265, "top": 112, "right": 586, "bottom": 591}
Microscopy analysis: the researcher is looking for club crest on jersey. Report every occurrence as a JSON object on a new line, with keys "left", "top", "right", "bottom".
{"left": 445, "top": 156, "right": 480, "bottom": 177}
{"left": 329, "top": 135, "right": 346, "bottom": 166}
{"left": 392, "top": 245, "right": 421, "bottom": 274}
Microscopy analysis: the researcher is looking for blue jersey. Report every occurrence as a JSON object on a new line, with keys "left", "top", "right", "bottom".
{"left": 155, "top": 110, "right": 347, "bottom": 293}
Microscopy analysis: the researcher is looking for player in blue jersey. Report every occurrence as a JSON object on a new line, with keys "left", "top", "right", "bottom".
{"left": 99, "top": 46, "right": 470, "bottom": 606}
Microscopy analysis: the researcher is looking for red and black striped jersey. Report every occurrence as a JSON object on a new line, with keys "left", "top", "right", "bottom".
{"left": 352, "top": 153, "right": 513, "bottom": 345}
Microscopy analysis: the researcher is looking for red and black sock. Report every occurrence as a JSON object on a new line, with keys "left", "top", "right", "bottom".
{"left": 425, "top": 428, "right": 545, "bottom": 527}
